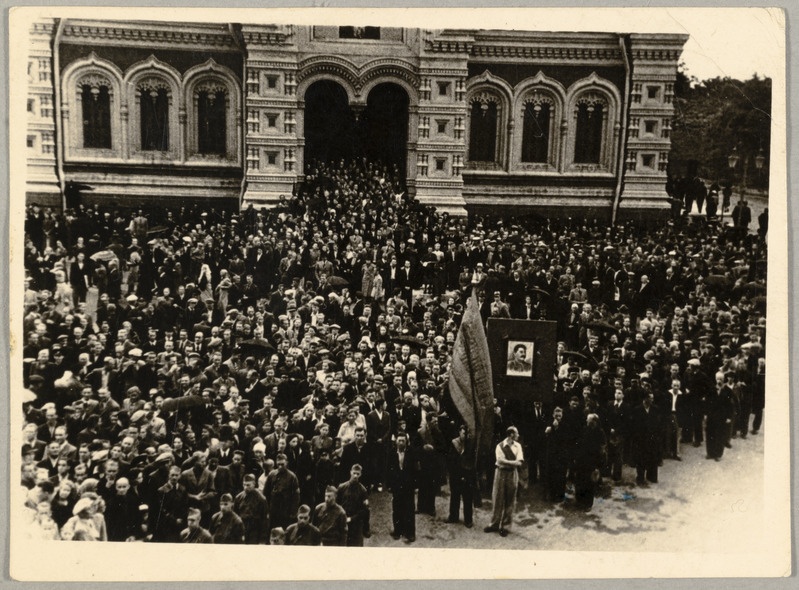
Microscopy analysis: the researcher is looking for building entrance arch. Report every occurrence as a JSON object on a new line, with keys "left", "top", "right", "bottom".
{"left": 362, "top": 82, "right": 409, "bottom": 178}
{"left": 302, "top": 79, "right": 410, "bottom": 177}
{"left": 303, "top": 79, "right": 357, "bottom": 165}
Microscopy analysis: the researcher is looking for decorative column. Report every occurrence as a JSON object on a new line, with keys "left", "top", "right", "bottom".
{"left": 240, "top": 24, "right": 300, "bottom": 207}
{"left": 619, "top": 33, "right": 688, "bottom": 217}
{"left": 412, "top": 30, "right": 473, "bottom": 216}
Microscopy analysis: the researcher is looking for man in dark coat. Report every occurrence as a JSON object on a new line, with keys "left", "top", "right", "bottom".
{"left": 573, "top": 414, "right": 607, "bottom": 511}
{"left": 180, "top": 507, "right": 212, "bottom": 543}
{"left": 336, "top": 464, "right": 370, "bottom": 546}
{"left": 600, "top": 388, "right": 630, "bottom": 481}
{"left": 365, "top": 398, "right": 392, "bottom": 491}
{"left": 387, "top": 432, "right": 418, "bottom": 543}
{"left": 446, "top": 424, "right": 476, "bottom": 528}
{"left": 104, "top": 476, "right": 140, "bottom": 541}
{"left": 631, "top": 392, "right": 661, "bottom": 485}
{"left": 705, "top": 372, "right": 734, "bottom": 461}
{"left": 264, "top": 453, "right": 300, "bottom": 530}
{"left": 150, "top": 465, "right": 189, "bottom": 543}
{"left": 545, "top": 406, "right": 570, "bottom": 502}
{"left": 209, "top": 493, "right": 245, "bottom": 544}
{"left": 313, "top": 485, "right": 348, "bottom": 547}
{"left": 683, "top": 359, "right": 711, "bottom": 446}
{"left": 338, "top": 427, "right": 370, "bottom": 486}
{"left": 284, "top": 504, "right": 322, "bottom": 546}
{"left": 234, "top": 473, "right": 269, "bottom": 544}
{"left": 518, "top": 400, "right": 549, "bottom": 485}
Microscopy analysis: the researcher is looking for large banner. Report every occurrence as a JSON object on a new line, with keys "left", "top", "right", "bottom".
{"left": 486, "top": 319, "right": 557, "bottom": 404}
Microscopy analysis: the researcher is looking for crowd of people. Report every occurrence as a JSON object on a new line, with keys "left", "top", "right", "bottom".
{"left": 20, "top": 157, "right": 768, "bottom": 544}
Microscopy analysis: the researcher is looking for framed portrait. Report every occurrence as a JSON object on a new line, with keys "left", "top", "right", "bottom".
{"left": 506, "top": 339, "right": 534, "bottom": 377}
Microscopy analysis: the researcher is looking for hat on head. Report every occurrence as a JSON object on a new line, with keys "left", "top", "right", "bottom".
{"left": 154, "top": 452, "right": 174, "bottom": 464}
{"left": 130, "top": 410, "right": 148, "bottom": 424}
{"left": 73, "top": 497, "right": 95, "bottom": 515}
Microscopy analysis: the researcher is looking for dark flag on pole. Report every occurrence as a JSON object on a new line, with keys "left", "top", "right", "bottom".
{"left": 448, "top": 288, "right": 495, "bottom": 463}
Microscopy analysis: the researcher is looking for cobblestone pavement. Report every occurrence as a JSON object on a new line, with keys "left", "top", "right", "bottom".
{"left": 363, "top": 424, "right": 765, "bottom": 552}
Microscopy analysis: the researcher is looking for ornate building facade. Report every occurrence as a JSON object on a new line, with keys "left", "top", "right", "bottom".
{"left": 26, "top": 19, "right": 687, "bottom": 220}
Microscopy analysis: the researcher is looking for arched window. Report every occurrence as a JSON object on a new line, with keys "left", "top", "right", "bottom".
{"left": 521, "top": 94, "right": 553, "bottom": 163}
{"left": 197, "top": 84, "right": 227, "bottom": 155}
{"left": 468, "top": 93, "right": 500, "bottom": 163}
{"left": 574, "top": 93, "right": 606, "bottom": 165}
{"left": 80, "top": 77, "right": 112, "bottom": 149}
{"left": 184, "top": 60, "right": 241, "bottom": 164}
{"left": 138, "top": 80, "right": 170, "bottom": 151}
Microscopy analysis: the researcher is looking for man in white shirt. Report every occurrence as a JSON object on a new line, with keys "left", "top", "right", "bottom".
{"left": 484, "top": 426, "right": 524, "bottom": 537}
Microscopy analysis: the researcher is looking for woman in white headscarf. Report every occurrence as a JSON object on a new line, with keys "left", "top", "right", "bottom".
{"left": 60, "top": 496, "right": 102, "bottom": 541}
{"left": 198, "top": 263, "right": 214, "bottom": 307}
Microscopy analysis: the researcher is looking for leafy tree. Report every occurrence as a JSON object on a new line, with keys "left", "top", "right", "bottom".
{"left": 670, "top": 68, "right": 771, "bottom": 190}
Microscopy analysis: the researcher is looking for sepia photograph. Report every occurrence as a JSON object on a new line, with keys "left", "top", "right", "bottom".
{"left": 6, "top": 5, "right": 790, "bottom": 581}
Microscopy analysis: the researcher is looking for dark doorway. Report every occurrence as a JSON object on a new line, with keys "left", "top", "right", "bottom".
{"left": 362, "top": 83, "right": 409, "bottom": 177}
{"left": 304, "top": 80, "right": 357, "bottom": 165}
{"left": 304, "top": 80, "right": 409, "bottom": 176}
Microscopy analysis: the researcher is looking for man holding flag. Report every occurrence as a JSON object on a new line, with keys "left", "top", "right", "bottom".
{"left": 447, "top": 288, "right": 496, "bottom": 528}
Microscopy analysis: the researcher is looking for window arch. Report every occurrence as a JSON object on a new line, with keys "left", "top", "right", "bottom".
{"left": 61, "top": 53, "right": 124, "bottom": 161}
{"left": 511, "top": 74, "right": 567, "bottom": 172}
{"left": 464, "top": 83, "right": 509, "bottom": 170}
{"left": 521, "top": 92, "right": 554, "bottom": 164}
{"left": 468, "top": 92, "right": 500, "bottom": 163}
{"left": 196, "top": 80, "right": 228, "bottom": 155}
{"left": 138, "top": 79, "right": 170, "bottom": 151}
{"left": 184, "top": 60, "right": 242, "bottom": 165}
{"left": 565, "top": 74, "right": 622, "bottom": 173}
{"left": 79, "top": 75, "right": 112, "bottom": 149}
{"left": 574, "top": 92, "right": 606, "bottom": 164}
{"left": 124, "top": 57, "right": 182, "bottom": 161}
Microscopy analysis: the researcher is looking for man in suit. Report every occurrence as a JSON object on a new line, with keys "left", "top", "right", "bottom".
{"left": 630, "top": 392, "right": 661, "bottom": 485}
{"left": 520, "top": 400, "right": 549, "bottom": 485}
{"left": 569, "top": 281, "right": 588, "bottom": 304}
{"left": 338, "top": 427, "right": 370, "bottom": 486}
{"left": 180, "top": 451, "right": 217, "bottom": 523}
{"left": 446, "top": 424, "right": 476, "bottom": 528}
{"left": 489, "top": 291, "right": 511, "bottom": 319}
{"left": 69, "top": 252, "right": 93, "bottom": 307}
{"left": 514, "top": 294, "right": 538, "bottom": 320}
{"left": 381, "top": 257, "right": 399, "bottom": 300}
{"left": 397, "top": 392, "right": 422, "bottom": 436}
{"left": 387, "top": 432, "right": 418, "bottom": 543}
{"left": 601, "top": 388, "right": 631, "bottom": 481}
{"left": 633, "top": 275, "right": 656, "bottom": 322}
{"left": 207, "top": 455, "right": 234, "bottom": 514}
{"left": 151, "top": 465, "right": 190, "bottom": 543}
{"left": 365, "top": 398, "right": 392, "bottom": 491}
{"left": 731, "top": 199, "right": 752, "bottom": 233}
{"left": 242, "top": 369, "right": 269, "bottom": 407}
